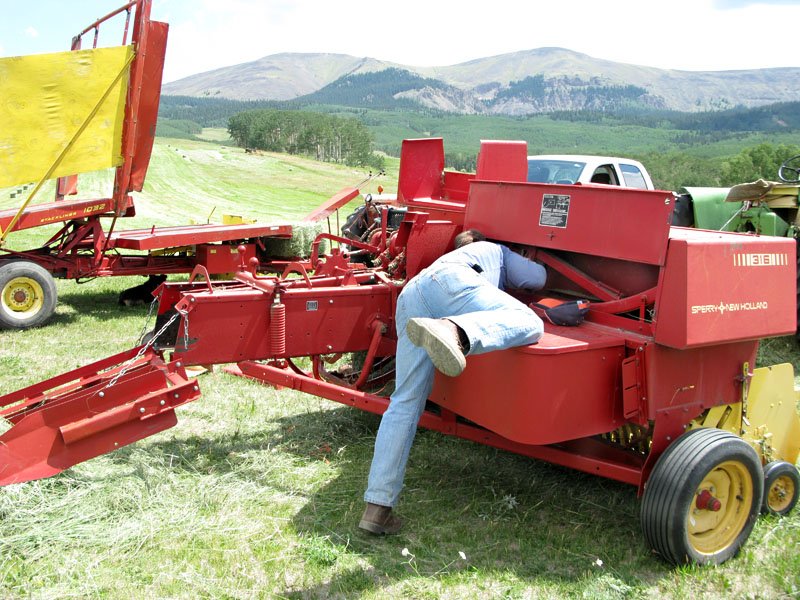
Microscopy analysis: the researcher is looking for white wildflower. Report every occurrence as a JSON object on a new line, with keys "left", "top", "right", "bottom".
{"left": 594, "top": 558, "right": 604, "bottom": 567}
{"left": 458, "top": 551, "right": 467, "bottom": 561}
{"left": 401, "top": 547, "right": 411, "bottom": 557}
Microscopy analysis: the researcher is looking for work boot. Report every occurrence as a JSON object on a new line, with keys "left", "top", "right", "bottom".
{"left": 358, "top": 502, "right": 403, "bottom": 535}
{"left": 406, "top": 318, "right": 467, "bottom": 377}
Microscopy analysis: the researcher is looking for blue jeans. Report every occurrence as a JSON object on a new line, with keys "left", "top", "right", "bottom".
{"left": 364, "top": 263, "right": 544, "bottom": 507}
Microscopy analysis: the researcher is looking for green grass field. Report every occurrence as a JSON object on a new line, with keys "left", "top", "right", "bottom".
{"left": 1, "top": 137, "right": 799, "bottom": 599}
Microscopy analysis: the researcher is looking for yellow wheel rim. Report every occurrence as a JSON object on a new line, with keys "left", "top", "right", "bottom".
{"left": 687, "top": 460, "right": 753, "bottom": 555}
{"left": 767, "top": 474, "right": 796, "bottom": 513}
{"left": 1, "top": 276, "right": 45, "bottom": 317}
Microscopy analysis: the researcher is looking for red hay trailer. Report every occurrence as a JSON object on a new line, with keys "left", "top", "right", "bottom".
{"left": 0, "top": 0, "right": 298, "bottom": 329}
{"left": 1, "top": 137, "right": 798, "bottom": 566}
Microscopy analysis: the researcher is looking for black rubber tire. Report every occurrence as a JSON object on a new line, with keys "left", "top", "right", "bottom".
{"left": 641, "top": 428, "right": 763, "bottom": 565}
{"left": 761, "top": 461, "right": 800, "bottom": 516}
{"left": 0, "top": 261, "right": 58, "bottom": 329}
{"left": 671, "top": 193, "right": 695, "bottom": 227}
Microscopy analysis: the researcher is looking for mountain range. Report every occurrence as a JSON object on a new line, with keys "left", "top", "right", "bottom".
{"left": 161, "top": 48, "right": 800, "bottom": 115}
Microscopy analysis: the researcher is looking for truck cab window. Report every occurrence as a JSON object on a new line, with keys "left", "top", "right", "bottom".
{"left": 620, "top": 163, "right": 648, "bottom": 189}
{"left": 590, "top": 166, "right": 617, "bottom": 185}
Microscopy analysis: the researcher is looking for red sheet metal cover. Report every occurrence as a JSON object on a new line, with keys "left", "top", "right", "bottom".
{"left": 0, "top": 198, "right": 115, "bottom": 232}
{"left": 404, "top": 220, "right": 460, "bottom": 278}
{"left": 109, "top": 223, "right": 292, "bottom": 250}
{"left": 655, "top": 228, "right": 796, "bottom": 348}
{"left": 397, "top": 138, "right": 446, "bottom": 203}
{"left": 430, "top": 324, "right": 627, "bottom": 445}
{"left": 465, "top": 181, "right": 674, "bottom": 266}
{"left": 128, "top": 20, "right": 168, "bottom": 192}
{"left": 475, "top": 140, "right": 528, "bottom": 182}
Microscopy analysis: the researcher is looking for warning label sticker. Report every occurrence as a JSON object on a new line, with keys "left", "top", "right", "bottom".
{"left": 539, "top": 194, "right": 570, "bottom": 228}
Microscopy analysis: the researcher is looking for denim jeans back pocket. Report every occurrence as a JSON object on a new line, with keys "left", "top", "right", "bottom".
{"left": 428, "top": 267, "right": 483, "bottom": 299}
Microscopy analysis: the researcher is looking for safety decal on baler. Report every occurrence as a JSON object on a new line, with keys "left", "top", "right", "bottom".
{"left": 539, "top": 194, "right": 571, "bottom": 228}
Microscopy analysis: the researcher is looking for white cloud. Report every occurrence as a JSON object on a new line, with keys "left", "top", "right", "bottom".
{"left": 24, "top": 26, "right": 39, "bottom": 39}
{"left": 158, "top": 0, "right": 297, "bottom": 81}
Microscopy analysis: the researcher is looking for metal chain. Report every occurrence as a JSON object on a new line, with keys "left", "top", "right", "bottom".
{"left": 104, "top": 309, "right": 181, "bottom": 390}
{"left": 137, "top": 293, "right": 161, "bottom": 344}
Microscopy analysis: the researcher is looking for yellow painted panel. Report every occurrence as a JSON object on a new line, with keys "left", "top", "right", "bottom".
{"left": 0, "top": 46, "right": 132, "bottom": 188}
{"left": 744, "top": 363, "right": 800, "bottom": 465}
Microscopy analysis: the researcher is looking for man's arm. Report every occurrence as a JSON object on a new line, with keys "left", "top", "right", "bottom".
{"left": 501, "top": 245, "right": 547, "bottom": 290}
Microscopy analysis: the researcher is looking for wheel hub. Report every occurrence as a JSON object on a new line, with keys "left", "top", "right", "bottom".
{"left": 696, "top": 489, "right": 722, "bottom": 512}
{"left": 687, "top": 461, "right": 753, "bottom": 555}
{"left": 768, "top": 475, "right": 796, "bottom": 513}
{"left": 2, "top": 277, "right": 44, "bottom": 315}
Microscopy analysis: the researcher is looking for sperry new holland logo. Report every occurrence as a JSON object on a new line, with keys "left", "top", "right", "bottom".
{"left": 733, "top": 253, "right": 789, "bottom": 267}
{"left": 692, "top": 301, "right": 769, "bottom": 315}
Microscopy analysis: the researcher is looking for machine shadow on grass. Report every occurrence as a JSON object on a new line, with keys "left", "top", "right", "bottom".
{"left": 103, "top": 394, "right": 669, "bottom": 595}
{"left": 275, "top": 410, "right": 666, "bottom": 595}
{"left": 55, "top": 282, "right": 161, "bottom": 325}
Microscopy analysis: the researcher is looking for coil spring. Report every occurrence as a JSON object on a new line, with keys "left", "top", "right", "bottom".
{"left": 270, "top": 300, "right": 286, "bottom": 356}
{"left": 601, "top": 423, "right": 652, "bottom": 455}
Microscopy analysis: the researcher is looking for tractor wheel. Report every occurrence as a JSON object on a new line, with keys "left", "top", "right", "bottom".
{"left": 761, "top": 461, "right": 799, "bottom": 516}
{"left": 0, "top": 261, "right": 58, "bottom": 329}
{"left": 641, "top": 428, "right": 763, "bottom": 565}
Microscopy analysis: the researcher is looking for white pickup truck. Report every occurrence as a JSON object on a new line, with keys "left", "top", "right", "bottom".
{"left": 527, "top": 155, "right": 655, "bottom": 190}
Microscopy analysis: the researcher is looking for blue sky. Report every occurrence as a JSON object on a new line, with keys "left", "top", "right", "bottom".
{"left": 1, "top": 0, "right": 799, "bottom": 83}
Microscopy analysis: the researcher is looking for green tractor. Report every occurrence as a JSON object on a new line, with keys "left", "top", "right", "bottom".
{"left": 672, "top": 154, "right": 800, "bottom": 335}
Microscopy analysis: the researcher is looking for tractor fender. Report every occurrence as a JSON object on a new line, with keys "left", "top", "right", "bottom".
{"left": 677, "top": 186, "right": 737, "bottom": 230}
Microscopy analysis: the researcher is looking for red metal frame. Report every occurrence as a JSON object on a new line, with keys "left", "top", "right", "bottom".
{"left": 0, "top": 347, "right": 199, "bottom": 486}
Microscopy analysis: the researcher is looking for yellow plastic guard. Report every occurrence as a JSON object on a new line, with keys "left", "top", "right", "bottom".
{"left": 0, "top": 46, "right": 132, "bottom": 189}
{"left": 745, "top": 363, "right": 800, "bottom": 465}
{"left": 689, "top": 362, "right": 800, "bottom": 465}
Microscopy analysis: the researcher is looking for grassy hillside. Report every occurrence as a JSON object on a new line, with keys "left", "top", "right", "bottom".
{"left": 1, "top": 136, "right": 396, "bottom": 242}
{"left": 159, "top": 96, "right": 800, "bottom": 187}
{"left": 137, "top": 138, "right": 394, "bottom": 225}
{"left": 1, "top": 138, "right": 799, "bottom": 598}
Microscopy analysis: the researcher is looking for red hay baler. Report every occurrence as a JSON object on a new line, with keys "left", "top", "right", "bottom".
{"left": 1, "top": 137, "right": 799, "bottom": 566}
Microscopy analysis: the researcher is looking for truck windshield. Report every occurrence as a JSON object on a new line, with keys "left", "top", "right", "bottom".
{"left": 527, "top": 159, "right": 586, "bottom": 184}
